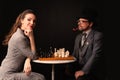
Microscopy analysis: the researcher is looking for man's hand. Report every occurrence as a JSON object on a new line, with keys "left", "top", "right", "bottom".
{"left": 75, "top": 70, "right": 85, "bottom": 79}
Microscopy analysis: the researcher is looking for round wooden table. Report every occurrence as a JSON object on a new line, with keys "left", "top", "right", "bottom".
{"left": 33, "top": 57, "right": 76, "bottom": 80}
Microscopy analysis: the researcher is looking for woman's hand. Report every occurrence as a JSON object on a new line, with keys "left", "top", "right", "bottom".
{"left": 24, "top": 30, "right": 34, "bottom": 38}
{"left": 23, "top": 58, "right": 31, "bottom": 76}
{"left": 75, "top": 70, "right": 85, "bottom": 79}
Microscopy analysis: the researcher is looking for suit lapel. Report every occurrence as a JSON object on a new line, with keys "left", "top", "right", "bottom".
{"left": 80, "top": 30, "right": 94, "bottom": 57}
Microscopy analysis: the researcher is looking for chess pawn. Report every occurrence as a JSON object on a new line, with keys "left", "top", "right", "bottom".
{"left": 54, "top": 48, "right": 57, "bottom": 57}
{"left": 54, "top": 52, "right": 58, "bottom": 57}
{"left": 61, "top": 51, "right": 65, "bottom": 57}
{"left": 54, "top": 48, "right": 57, "bottom": 52}
{"left": 58, "top": 50, "right": 62, "bottom": 57}
{"left": 49, "top": 46, "right": 53, "bottom": 54}
{"left": 65, "top": 50, "right": 70, "bottom": 57}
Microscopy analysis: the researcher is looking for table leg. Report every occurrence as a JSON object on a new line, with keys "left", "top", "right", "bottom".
{"left": 52, "top": 64, "right": 54, "bottom": 80}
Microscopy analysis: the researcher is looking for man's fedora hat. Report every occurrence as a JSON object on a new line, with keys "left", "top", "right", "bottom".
{"left": 78, "top": 8, "right": 98, "bottom": 22}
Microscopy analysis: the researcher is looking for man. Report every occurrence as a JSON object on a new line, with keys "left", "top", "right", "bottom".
{"left": 66, "top": 8, "right": 106, "bottom": 80}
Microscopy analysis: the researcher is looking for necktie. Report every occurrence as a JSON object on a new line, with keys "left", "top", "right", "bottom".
{"left": 79, "top": 33, "right": 87, "bottom": 63}
{"left": 81, "top": 33, "right": 87, "bottom": 47}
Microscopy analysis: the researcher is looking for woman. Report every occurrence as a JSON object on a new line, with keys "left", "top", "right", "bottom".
{"left": 0, "top": 9, "right": 46, "bottom": 80}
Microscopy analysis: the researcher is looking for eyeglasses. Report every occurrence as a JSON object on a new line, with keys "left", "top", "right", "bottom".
{"left": 77, "top": 20, "right": 89, "bottom": 23}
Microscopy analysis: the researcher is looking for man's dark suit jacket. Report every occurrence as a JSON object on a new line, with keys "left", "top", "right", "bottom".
{"left": 71, "top": 29, "right": 106, "bottom": 80}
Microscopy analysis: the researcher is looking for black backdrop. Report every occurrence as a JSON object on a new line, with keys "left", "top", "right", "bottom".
{"left": 0, "top": 0, "right": 104, "bottom": 80}
{"left": 0, "top": 0, "right": 104, "bottom": 55}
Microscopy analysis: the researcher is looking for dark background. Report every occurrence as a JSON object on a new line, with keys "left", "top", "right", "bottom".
{"left": 0, "top": 0, "right": 107, "bottom": 80}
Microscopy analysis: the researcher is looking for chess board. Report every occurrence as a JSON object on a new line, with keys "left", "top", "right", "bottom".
{"left": 38, "top": 55, "right": 75, "bottom": 61}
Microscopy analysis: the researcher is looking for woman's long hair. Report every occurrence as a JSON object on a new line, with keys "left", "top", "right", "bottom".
{"left": 2, "top": 9, "right": 36, "bottom": 45}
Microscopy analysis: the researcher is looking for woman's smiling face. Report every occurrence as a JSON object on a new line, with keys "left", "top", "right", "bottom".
{"left": 21, "top": 13, "right": 36, "bottom": 31}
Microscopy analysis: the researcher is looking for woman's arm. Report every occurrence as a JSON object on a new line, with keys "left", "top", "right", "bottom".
{"left": 23, "top": 30, "right": 36, "bottom": 75}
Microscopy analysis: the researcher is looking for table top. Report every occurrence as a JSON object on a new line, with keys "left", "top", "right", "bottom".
{"left": 33, "top": 56, "right": 76, "bottom": 64}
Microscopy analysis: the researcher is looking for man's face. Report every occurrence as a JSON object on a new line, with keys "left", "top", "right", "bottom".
{"left": 77, "top": 18, "right": 92, "bottom": 31}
